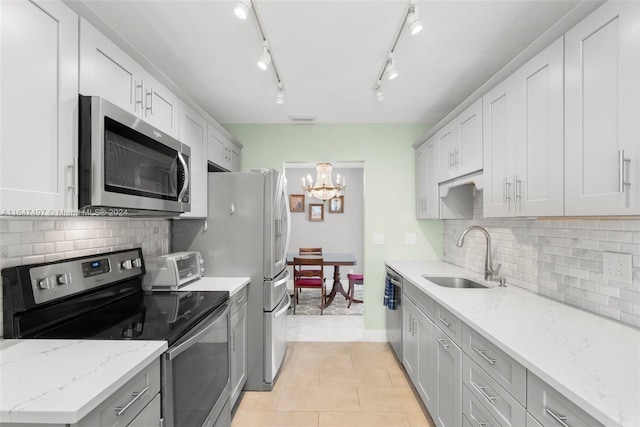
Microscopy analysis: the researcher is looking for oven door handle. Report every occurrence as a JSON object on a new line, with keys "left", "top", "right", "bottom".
{"left": 167, "top": 302, "right": 229, "bottom": 361}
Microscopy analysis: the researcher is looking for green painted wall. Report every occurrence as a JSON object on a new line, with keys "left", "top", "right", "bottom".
{"left": 224, "top": 124, "right": 443, "bottom": 330}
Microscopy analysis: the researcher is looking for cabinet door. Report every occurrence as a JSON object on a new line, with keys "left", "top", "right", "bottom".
{"left": 515, "top": 37, "right": 564, "bottom": 216}
{"left": 438, "top": 126, "right": 458, "bottom": 180}
{"left": 128, "top": 394, "right": 161, "bottom": 427}
{"left": 79, "top": 18, "right": 142, "bottom": 116}
{"left": 180, "top": 105, "right": 208, "bottom": 218}
{"left": 417, "top": 314, "right": 436, "bottom": 411}
{"left": 230, "top": 301, "right": 248, "bottom": 408}
{"left": 434, "top": 327, "right": 462, "bottom": 427}
{"left": 456, "top": 99, "right": 483, "bottom": 177}
{"left": 415, "top": 142, "right": 429, "bottom": 218}
{"left": 402, "top": 299, "right": 419, "bottom": 384}
{"left": 228, "top": 142, "right": 242, "bottom": 172}
{"left": 565, "top": 1, "right": 640, "bottom": 215}
{"left": 207, "top": 124, "right": 231, "bottom": 171}
{"left": 142, "top": 74, "right": 181, "bottom": 138}
{"left": 1, "top": 0, "right": 78, "bottom": 211}
{"left": 483, "top": 76, "right": 516, "bottom": 217}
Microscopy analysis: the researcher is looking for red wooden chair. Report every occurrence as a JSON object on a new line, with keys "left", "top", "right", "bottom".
{"left": 293, "top": 257, "right": 326, "bottom": 314}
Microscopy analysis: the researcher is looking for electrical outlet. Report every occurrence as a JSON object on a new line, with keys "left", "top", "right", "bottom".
{"left": 373, "top": 233, "right": 385, "bottom": 245}
{"left": 405, "top": 233, "right": 417, "bottom": 245}
{"left": 603, "top": 252, "right": 632, "bottom": 284}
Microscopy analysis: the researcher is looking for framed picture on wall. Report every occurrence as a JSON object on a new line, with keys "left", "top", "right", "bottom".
{"left": 309, "top": 204, "right": 324, "bottom": 221}
{"left": 289, "top": 194, "right": 305, "bottom": 212}
{"left": 328, "top": 196, "right": 344, "bottom": 213}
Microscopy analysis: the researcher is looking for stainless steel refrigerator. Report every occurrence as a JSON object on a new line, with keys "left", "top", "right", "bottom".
{"left": 172, "top": 168, "right": 291, "bottom": 391}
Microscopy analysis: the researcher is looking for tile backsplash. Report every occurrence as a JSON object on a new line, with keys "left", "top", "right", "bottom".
{"left": 0, "top": 217, "right": 170, "bottom": 337}
{"left": 443, "top": 189, "right": 640, "bottom": 329}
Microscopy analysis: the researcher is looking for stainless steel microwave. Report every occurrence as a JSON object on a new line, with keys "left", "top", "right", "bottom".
{"left": 78, "top": 95, "right": 190, "bottom": 214}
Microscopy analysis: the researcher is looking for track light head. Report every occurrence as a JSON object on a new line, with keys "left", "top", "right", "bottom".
{"left": 375, "top": 87, "right": 384, "bottom": 102}
{"left": 386, "top": 58, "right": 398, "bottom": 80}
{"left": 275, "top": 84, "right": 285, "bottom": 104}
{"left": 257, "top": 42, "right": 271, "bottom": 70}
{"left": 407, "top": 5, "right": 423, "bottom": 35}
{"left": 234, "top": 0, "right": 251, "bottom": 20}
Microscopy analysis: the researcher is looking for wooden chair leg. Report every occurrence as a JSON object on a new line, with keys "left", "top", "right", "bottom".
{"left": 293, "top": 287, "right": 297, "bottom": 314}
{"left": 347, "top": 279, "right": 354, "bottom": 308}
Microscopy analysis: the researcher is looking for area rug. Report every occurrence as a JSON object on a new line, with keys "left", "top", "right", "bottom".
{"left": 287, "top": 282, "right": 364, "bottom": 315}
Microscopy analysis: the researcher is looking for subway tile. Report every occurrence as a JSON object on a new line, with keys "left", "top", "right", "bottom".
{"left": 621, "top": 220, "right": 640, "bottom": 230}
{"left": 8, "top": 220, "right": 33, "bottom": 232}
{"left": 609, "top": 231, "right": 633, "bottom": 242}
{"left": 599, "top": 220, "right": 621, "bottom": 230}
{"left": 22, "top": 232, "right": 45, "bottom": 244}
{"left": 33, "top": 243, "right": 55, "bottom": 255}
{"left": 21, "top": 255, "right": 45, "bottom": 265}
{"left": 620, "top": 312, "right": 640, "bottom": 328}
{"left": 599, "top": 306, "right": 622, "bottom": 322}
{"left": 620, "top": 243, "right": 640, "bottom": 256}
{"left": 65, "top": 229, "right": 98, "bottom": 240}
{"left": 620, "top": 288, "right": 640, "bottom": 305}
{"left": 2, "top": 233, "right": 21, "bottom": 245}
{"left": 33, "top": 220, "right": 55, "bottom": 231}
{"left": 54, "top": 241, "right": 74, "bottom": 252}
{"left": 6, "top": 244, "right": 33, "bottom": 258}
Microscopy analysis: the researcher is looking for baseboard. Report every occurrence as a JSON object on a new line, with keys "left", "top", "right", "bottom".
{"left": 363, "top": 329, "right": 388, "bottom": 342}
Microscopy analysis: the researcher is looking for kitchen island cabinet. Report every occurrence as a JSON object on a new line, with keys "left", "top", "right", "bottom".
{"left": 0, "top": 0, "right": 78, "bottom": 212}
{"left": 0, "top": 340, "right": 167, "bottom": 426}
{"left": 386, "top": 259, "right": 640, "bottom": 427}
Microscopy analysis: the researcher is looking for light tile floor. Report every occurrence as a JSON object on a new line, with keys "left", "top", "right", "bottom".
{"left": 232, "top": 341, "right": 436, "bottom": 427}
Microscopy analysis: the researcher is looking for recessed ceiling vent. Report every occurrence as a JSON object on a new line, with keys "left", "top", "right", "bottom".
{"left": 289, "top": 114, "right": 316, "bottom": 123}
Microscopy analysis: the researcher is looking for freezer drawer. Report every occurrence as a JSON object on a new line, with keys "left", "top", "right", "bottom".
{"left": 264, "top": 293, "right": 290, "bottom": 386}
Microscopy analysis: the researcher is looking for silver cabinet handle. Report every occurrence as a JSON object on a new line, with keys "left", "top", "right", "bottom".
{"left": 515, "top": 175, "right": 522, "bottom": 211}
{"left": 505, "top": 179, "right": 512, "bottom": 211}
{"left": 230, "top": 331, "right": 235, "bottom": 351}
{"left": 619, "top": 150, "right": 631, "bottom": 192}
{"left": 545, "top": 407, "right": 570, "bottom": 427}
{"left": 470, "top": 414, "right": 488, "bottom": 427}
{"left": 436, "top": 338, "right": 450, "bottom": 349}
{"left": 455, "top": 149, "right": 459, "bottom": 167}
{"left": 437, "top": 315, "right": 450, "bottom": 328}
{"left": 472, "top": 346, "right": 496, "bottom": 365}
{"left": 135, "top": 80, "right": 144, "bottom": 112}
{"left": 145, "top": 87, "right": 154, "bottom": 117}
{"left": 471, "top": 381, "right": 496, "bottom": 405}
{"left": 115, "top": 386, "right": 149, "bottom": 416}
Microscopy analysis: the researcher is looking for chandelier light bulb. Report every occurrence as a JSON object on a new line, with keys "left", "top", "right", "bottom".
{"left": 233, "top": 0, "right": 250, "bottom": 20}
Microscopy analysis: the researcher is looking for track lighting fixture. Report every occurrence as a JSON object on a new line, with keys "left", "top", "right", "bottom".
{"left": 257, "top": 41, "right": 271, "bottom": 70}
{"left": 275, "top": 84, "right": 285, "bottom": 104}
{"left": 371, "top": 0, "right": 423, "bottom": 101}
{"left": 233, "top": 0, "right": 251, "bottom": 20}
{"left": 406, "top": 4, "right": 423, "bottom": 35}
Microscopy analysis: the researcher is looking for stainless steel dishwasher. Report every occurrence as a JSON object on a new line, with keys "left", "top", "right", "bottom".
{"left": 384, "top": 265, "right": 403, "bottom": 361}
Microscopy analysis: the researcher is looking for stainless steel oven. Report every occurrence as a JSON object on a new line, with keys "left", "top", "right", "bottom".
{"left": 78, "top": 95, "right": 191, "bottom": 214}
{"left": 162, "top": 299, "right": 230, "bottom": 427}
{"left": 2, "top": 249, "right": 230, "bottom": 427}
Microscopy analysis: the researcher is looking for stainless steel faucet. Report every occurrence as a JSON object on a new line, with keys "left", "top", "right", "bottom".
{"left": 456, "top": 226, "right": 505, "bottom": 286}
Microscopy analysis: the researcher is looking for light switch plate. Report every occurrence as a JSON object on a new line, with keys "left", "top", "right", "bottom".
{"left": 373, "top": 233, "right": 384, "bottom": 245}
{"left": 405, "top": 233, "right": 417, "bottom": 245}
{"left": 603, "top": 252, "right": 632, "bottom": 284}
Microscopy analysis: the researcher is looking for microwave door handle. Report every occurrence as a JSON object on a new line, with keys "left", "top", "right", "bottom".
{"left": 167, "top": 303, "right": 229, "bottom": 360}
{"left": 177, "top": 152, "right": 189, "bottom": 202}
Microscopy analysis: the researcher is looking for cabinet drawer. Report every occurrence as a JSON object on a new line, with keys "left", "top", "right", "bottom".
{"left": 463, "top": 354, "right": 525, "bottom": 427}
{"left": 77, "top": 359, "right": 161, "bottom": 427}
{"left": 462, "top": 324, "right": 526, "bottom": 404}
{"left": 403, "top": 280, "right": 435, "bottom": 320}
{"left": 128, "top": 393, "right": 160, "bottom": 427}
{"left": 230, "top": 285, "right": 248, "bottom": 315}
{"left": 434, "top": 302, "right": 462, "bottom": 345}
{"left": 526, "top": 413, "right": 543, "bottom": 427}
{"left": 463, "top": 384, "right": 503, "bottom": 427}
{"left": 527, "top": 372, "right": 604, "bottom": 427}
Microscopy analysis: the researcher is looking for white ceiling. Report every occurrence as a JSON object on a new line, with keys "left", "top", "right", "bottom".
{"left": 68, "top": 0, "right": 585, "bottom": 125}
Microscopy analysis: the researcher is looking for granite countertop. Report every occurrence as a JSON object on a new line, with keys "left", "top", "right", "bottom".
{"left": 0, "top": 339, "right": 167, "bottom": 424}
{"left": 386, "top": 260, "right": 640, "bottom": 427}
{"left": 179, "top": 276, "right": 250, "bottom": 294}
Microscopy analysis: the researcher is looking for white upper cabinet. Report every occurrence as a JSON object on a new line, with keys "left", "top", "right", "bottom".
{"left": 565, "top": 1, "right": 640, "bottom": 215}
{"left": 483, "top": 75, "right": 516, "bottom": 217}
{"left": 79, "top": 19, "right": 180, "bottom": 138}
{"left": 484, "top": 37, "right": 564, "bottom": 217}
{"left": 514, "top": 37, "right": 564, "bottom": 216}
{"left": 208, "top": 124, "right": 241, "bottom": 172}
{"left": 415, "top": 137, "right": 439, "bottom": 219}
{"left": 1, "top": 0, "right": 78, "bottom": 212}
{"left": 180, "top": 104, "right": 208, "bottom": 218}
{"left": 438, "top": 100, "right": 483, "bottom": 181}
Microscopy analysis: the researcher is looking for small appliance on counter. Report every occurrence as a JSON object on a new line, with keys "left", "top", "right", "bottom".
{"left": 142, "top": 251, "right": 204, "bottom": 290}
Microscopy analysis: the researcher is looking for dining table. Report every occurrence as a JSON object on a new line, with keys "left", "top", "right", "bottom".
{"left": 286, "top": 252, "right": 357, "bottom": 308}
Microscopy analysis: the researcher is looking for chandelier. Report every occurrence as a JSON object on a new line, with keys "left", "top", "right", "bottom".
{"left": 302, "top": 162, "right": 346, "bottom": 201}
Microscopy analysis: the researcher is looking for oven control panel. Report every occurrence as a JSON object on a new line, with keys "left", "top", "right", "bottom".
{"left": 28, "top": 249, "right": 144, "bottom": 305}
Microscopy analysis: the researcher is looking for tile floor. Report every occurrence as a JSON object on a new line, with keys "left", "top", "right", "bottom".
{"left": 232, "top": 340, "right": 436, "bottom": 427}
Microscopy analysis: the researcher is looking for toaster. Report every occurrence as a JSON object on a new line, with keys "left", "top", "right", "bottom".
{"left": 142, "top": 251, "right": 204, "bottom": 290}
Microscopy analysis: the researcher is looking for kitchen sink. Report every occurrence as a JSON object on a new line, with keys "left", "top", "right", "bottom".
{"left": 422, "top": 276, "right": 488, "bottom": 289}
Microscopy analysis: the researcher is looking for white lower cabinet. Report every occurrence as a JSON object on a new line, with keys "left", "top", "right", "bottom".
{"left": 128, "top": 394, "right": 161, "bottom": 427}
{"left": 230, "top": 286, "right": 249, "bottom": 409}
{"left": 0, "top": 0, "right": 78, "bottom": 212}
{"left": 433, "top": 327, "right": 462, "bottom": 427}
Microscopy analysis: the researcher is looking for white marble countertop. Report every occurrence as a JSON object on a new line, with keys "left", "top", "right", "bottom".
{"left": 179, "top": 276, "right": 250, "bottom": 295}
{"left": 0, "top": 339, "right": 167, "bottom": 424}
{"left": 386, "top": 259, "right": 640, "bottom": 427}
